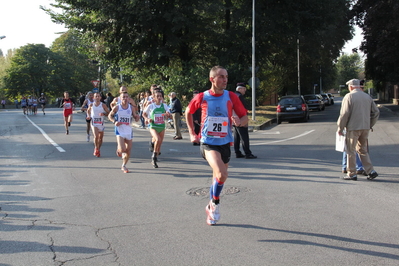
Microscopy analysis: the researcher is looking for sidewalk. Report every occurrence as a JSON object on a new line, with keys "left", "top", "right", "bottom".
{"left": 376, "top": 101, "right": 399, "bottom": 116}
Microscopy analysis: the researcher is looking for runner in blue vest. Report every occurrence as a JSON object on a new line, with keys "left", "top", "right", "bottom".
{"left": 186, "top": 66, "right": 248, "bottom": 225}
{"left": 143, "top": 90, "right": 171, "bottom": 168}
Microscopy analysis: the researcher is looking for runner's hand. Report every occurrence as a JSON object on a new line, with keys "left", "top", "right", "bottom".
{"left": 190, "top": 133, "right": 200, "bottom": 143}
{"left": 231, "top": 116, "right": 240, "bottom": 126}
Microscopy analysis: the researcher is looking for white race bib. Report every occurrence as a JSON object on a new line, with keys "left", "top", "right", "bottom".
{"left": 207, "top": 116, "right": 228, "bottom": 138}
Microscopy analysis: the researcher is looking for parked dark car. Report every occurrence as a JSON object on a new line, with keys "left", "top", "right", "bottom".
{"left": 276, "top": 95, "right": 309, "bottom": 124}
{"left": 326, "top": 93, "right": 334, "bottom": 104}
{"left": 303, "top": 94, "right": 325, "bottom": 111}
{"left": 320, "top": 93, "right": 332, "bottom": 106}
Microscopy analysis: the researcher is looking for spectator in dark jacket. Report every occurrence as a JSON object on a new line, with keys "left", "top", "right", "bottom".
{"left": 233, "top": 83, "right": 257, "bottom": 159}
{"left": 168, "top": 92, "right": 183, "bottom": 140}
{"left": 106, "top": 92, "right": 114, "bottom": 111}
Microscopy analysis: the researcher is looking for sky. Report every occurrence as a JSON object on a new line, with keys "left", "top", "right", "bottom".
{"left": 0, "top": 0, "right": 66, "bottom": 53}
{"left": 342, "top": 26, "right": 363, "bottom": 55}
{"left": 0, "top": 0, "right": 362, "bottom": 56}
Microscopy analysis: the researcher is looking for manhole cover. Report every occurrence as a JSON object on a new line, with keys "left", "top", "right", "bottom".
{"left": 186, "top": 186, "right": 249, "bottom": 197}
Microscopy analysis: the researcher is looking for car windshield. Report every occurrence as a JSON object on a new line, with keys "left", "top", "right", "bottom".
{"left": 304, "top": 95, "right": 316, "bottom": 100}
{"left": 280, "top": 98, "right": 302, "bottom": 105}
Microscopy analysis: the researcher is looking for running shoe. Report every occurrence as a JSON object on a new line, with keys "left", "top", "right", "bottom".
{"left": 86, "top": 134, "right": 90, "bottom": 142}
{"left": 206, "top": 214, "right": 217, "bottom": 226}
{"left": 68, "top": 122, "right": 71, "bottom": 127}
{"left": 93, "top": 148, "right": 100, "bottom": 157}
{"left": 121, "top": 166, "right": 129, "bottom": 173}
{"left": 152, "top": 157, "right": 158, "bottom": 168}
{"left": 205, "top": 201, "right": 220, "bottom": 223}
{"left": 66, "top": 130, "right": 69, "bottom": 135}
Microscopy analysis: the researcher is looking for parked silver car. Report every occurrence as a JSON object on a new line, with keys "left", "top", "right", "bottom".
{"left": 303, "top": 94, "right": 325, "bottom": 111}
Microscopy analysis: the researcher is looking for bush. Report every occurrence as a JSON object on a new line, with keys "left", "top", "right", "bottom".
{"left": 340, "top": 89, "right": 349, "bottom": 96}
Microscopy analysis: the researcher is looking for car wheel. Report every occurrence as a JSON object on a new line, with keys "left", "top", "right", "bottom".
{"left": 303, "top": 114, "right": 309, "bottom": 122}
{"left": 322, "top": 105, "right": 325, "bottom": 111}
{"left": 277, "top": 118, "right": 282, "bottom": 124}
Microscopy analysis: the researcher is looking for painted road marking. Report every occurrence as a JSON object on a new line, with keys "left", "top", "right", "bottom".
{"left": 253, "top": 130, "right": 315, "bottom": 145}
{"left": 25, "top": 115, "right": 66, "bottom": 152}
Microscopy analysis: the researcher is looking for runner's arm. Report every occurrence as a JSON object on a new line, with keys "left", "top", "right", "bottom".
{"left": 86, "top": 104, "right": 92, "bottom": 120}
{"left": 108, "top": 105, "right": 120, "bottom": 126}
{"left": 81, "top": 100, "right": 88, "bottom": 112}
{"left": 110, "top": 98, "right": 118, "bottom": 109}
{"left": 102, "top": 103, "right": 110, "bottom": 116}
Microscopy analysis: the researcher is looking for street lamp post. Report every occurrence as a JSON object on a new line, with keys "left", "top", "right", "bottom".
{"left": 319, "top": 65, "right": 322, "bottom": 94}
{"left": 251, "top": 0, "right": 256, "bottom": 121}
{"left": 297, "top": 38, "right": 301, "bottom": 95}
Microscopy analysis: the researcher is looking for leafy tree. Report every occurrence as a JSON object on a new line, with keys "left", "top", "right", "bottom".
{"left": 352, "top": 0, "right": 399, "bottom": 85}
{"left": 3, "top": 44, "right": 62, "bottom": 98}
{"left": 334, "top": 53, "right": 364, "bottom": 89}
{"left": 45, "top": 0, "right": 354, "bottom": 99}
{"left": 51, "top": 31, "right": 98, "bottom": 96}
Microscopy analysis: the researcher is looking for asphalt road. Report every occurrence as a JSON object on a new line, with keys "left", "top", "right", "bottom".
{"left": 1, "top": 98, "right": 399, "bottom": 266}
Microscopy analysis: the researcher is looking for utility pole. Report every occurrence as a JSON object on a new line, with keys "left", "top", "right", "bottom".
{"left": 251, "top": 0, "right": 256, "bottom": 121}
{"left": 297, "top": 38, "right": 301, "bottom": 95}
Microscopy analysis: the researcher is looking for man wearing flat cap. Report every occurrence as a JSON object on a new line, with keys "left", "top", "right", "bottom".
{"left": 337, "top": 79, "right": 380, "bottom": 181}
{"left": 233, "top": 83, "right": 257, "bottom": 159}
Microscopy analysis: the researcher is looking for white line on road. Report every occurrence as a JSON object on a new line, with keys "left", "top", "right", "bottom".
{"left": 25, "top": 115, "right": 66, "bottom": 152}
{"left": 261, "top": 131, "right": 281, "bottom": 135}
{"left": 253, "top": 130, "right": 315, "bottom": 145}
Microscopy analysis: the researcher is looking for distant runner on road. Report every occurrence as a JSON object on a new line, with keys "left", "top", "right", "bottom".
{"left": 60, "top": 91, "right": 76, "bottom": 135}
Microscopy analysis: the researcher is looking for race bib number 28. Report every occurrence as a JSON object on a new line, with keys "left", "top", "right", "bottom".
{"left": 207, "top": 116, "right": 228, "bottom": 138}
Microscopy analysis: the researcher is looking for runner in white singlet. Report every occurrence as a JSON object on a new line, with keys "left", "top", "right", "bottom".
{"left": 86, "top": 93, "right": 109, "bottom": 157}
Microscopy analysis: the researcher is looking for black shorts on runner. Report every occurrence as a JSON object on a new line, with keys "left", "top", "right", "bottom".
{"left": 200, "top": 143, "right": 231, "bottom": 164}
{"left": 86, "top": 117, "right": 92, "bottom": 123}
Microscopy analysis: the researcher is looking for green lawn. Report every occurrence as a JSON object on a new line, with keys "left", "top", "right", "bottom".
{"left": 248, "top": 105, "right": 276, "bottom": 126}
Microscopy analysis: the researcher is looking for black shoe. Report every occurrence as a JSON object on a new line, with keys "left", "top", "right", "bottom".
{"left": 245, "top": 154, "right": 257, "bottom": 159}
{"left": 149, "top": 141, "right": 154, "bottom": 152}
{"left": 152, "top": 157, "right": 158, "bottom": 168}
{"left": 356, "top": 169, "right": 367, "bottom": 176}
{"left": 367, "top": 171, "right": 378, "bottom": 180}
{"left": 236, "top": 153, "right": 245, "bottom": 158}
{"left": 68, "top": 122, "right": 71, "bottom": 127}
{"left": 342, "top": 175, "right": 357, "bottom": 181}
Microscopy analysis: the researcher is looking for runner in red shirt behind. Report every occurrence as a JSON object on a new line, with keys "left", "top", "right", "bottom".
{"left": 60, "top": 91, "right": 76, "bottom": 135}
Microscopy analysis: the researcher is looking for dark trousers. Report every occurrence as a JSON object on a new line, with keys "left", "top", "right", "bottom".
{"left": 233, "top": 126, "right": 252, "bottom": 155}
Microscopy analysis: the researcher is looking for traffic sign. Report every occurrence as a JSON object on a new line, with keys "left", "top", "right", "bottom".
{"left": 91, "top": 80, "right": 100, "bottom": 87}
